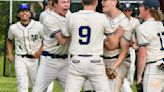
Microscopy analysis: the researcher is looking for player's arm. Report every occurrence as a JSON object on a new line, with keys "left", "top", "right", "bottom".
{"left": 137, "top": 46, "right": 147, "bottom": 84}
{"left": 44, "top": 18, "right": 69, "bottom": 45}
{"left": 104, "top": 26, "right": 124, "bottom": 51}
{"left": 33, "top": 41, "right": 43, "bottom": 59}
{"left": 7, "top": 39, "right": 14, "bottom": 63}
{"left": 112, "top": 37, "right": 130, "bottom": 69}
{"left": 136, "top": 25, "right": 149, "bottom": 84}
{"left": 55, "top": 32, "right": 69, "bottom": 45}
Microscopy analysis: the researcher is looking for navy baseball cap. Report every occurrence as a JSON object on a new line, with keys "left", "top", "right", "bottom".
{"left": 18, "top": 3, "right": 30, "bottom": 11}
{"left": 122, "top": 3, "right": 133, "bottom": 11}
{"left": 141, "top": 0, "right": 160, "bottom": 9}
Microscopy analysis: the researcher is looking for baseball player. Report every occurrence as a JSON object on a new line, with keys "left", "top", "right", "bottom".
{"left": 136, "top": 0, "right": 164, "bottom": 92}
{"left": 121, "top": 3, "right": 140, "bottom": 92}
{"left": 102, "top": 0, "right": 133, "bottom": 92}
{"left": 63, "top": 0, "right": 124, "bottom": 92}
{"left": 33, "top": 0, "right": 70, "bottom": 92}
{"left": 7, "top": 3, "right": 43, "bottom": 92}
{"left": 39, "top": 1, "right": 54, "bottom": 92}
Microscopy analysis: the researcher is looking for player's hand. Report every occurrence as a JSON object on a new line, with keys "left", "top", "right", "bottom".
{"left": 137, "top": 76, "right": 142, "bottom": 84}
{"left": 33, "top": 51, "right": 42, "bottom": 59}
{"left": 8, "top": 55, "right": 13, "bottom": 63}
{"left": 136, "top": 76, "right": 143, "bottom": 92}
{"left": 115, "top": 25, "right": 124, "bottom": 37}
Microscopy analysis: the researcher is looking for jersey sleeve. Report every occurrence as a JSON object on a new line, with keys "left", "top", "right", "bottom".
{"left": 43, "top": 18, "right": 62, "bottom": 38}
{"left": 103, "top": 15, "right": 114, "bottom": 36}
{"left": 136, "top": 26, "right": 150, "bottom": 46}
{"left": 8, "top": 25, "right": 14, "bottom": 40}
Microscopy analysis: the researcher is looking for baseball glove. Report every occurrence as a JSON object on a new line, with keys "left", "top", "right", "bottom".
{"left": 106, "top": 67, "right": 117, "bottom": 79}
{"left": 136, "top": 81, "right": 143, "bottom": 92}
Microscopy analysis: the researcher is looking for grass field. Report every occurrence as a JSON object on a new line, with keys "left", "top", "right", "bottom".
{"left": 0, "top": 77, "right": 63, "bottom": 92}
{"left": 0, "top": 76, "right": 137, "bottom": 92}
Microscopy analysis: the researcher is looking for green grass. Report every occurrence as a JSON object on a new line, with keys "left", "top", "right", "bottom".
{"left": 0, "top": 77, "right": 17, "bottom": 92}
{"left": 0, "top": 76, "right": 137, "bottom": 92}
{"left": 0, "top": 77, "right": 62, "bottom": 92}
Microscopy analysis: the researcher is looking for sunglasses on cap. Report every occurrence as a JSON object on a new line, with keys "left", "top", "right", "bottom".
{"left": 19, "top": 3, "right": 30, "bottom": 11}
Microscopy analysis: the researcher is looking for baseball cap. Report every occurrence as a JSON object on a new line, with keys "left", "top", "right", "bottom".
{"left": 122, "top": 3, "right": 133, "bottom": 11}
{"left": 141, "top": 0, "right": 160, "bottom": 9}
{"left": 18, "top": 3, "right": 30, "bottom": 11}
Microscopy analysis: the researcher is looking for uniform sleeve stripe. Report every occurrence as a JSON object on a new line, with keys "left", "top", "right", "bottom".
{"left": 104, "top": 32, "right": 114, "bottom": 36}
{"left": 138, "top": 43, "right": 149, "bottom": 47}
{"left": 50, "top": 29, "right": 61, "bottom": 38}
{"left": 123, "top": 36, "right": 131, "bottom": 42}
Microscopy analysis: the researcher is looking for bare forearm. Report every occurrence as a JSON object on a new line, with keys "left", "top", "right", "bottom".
{"left": 137, "top": 47, "right": 147, "bottom": 79}
{"left": 113, "top": 38, "right": 129, "bottom": 69}
{"left": 7, "top": 40, "right": 13, "bottom": 56}
{"left": 55, "top": 32, "right": 68, "bottom": 45}
{"left": 114, "top": 49, "right": 128, "bottom": 69}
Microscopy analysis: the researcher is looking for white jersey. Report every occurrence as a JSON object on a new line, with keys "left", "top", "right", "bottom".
{"left": 42, "top": 11, "right": 69, "bottom": 55}
{"left": 39, "top": 8, "right": 53, "bottom": 24}
{"left": 104, "top": 13, "right": 132, "bottom": 57}
{"left": 8, "top": 19, "right": 43, "bottom": 55}
{"left": 129, "top": 17, "right": 140, "bottom": 34}
{"left": 137, "top": 18, "right": 164, "bottom": 62}
{"left": 64, "top": 10, "right": 114, "bottom": 55}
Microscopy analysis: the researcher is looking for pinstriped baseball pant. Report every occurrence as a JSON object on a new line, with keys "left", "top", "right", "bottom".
{"left": 143, "top": 60, "right": 164, "bottom": 92}
{"left": 15, "top": 55, "right": 39, "bottom": 92}
{"left": 64, "top": 55, "right": 110, "bottom": 92}
{"left": 33, "top": 55, "right": 68, "bottom": 92}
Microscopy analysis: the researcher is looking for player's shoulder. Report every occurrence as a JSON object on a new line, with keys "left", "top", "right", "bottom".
{"left": 118, "top": 12, "right": 128, "bottom": 20}
{"left": 9, "top": 21, "right": 20, "bottom": 30}
{"left": 137, "top": 21, "right": 151, "bottom": 34}
{"left": 31, "top": 19, "right": 43, "bottom": 26}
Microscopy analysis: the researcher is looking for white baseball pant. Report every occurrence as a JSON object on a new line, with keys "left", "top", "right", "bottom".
{"left": 121, "top": 78, "right": 132, "bottom": 92}
{"left": 143, "top": 59, "right": 164, "bottom": 92}
{"left": 33, "top": 55, "right": 68, "bottom": 92}
{"left": 46, "top": 82, "right": 54, "bottom": 92}
{"left": 121, "top": 48, "right": 136, "bottom": 92}
{"left": 64, "top": 55, "right": 110, "bottom": 92}
{"left": 83, "top": 80, "right": 94, "bottom": 91}
{"left": 15, "top": 55, "right": 39, "bottom": 92}
{"left": 104, "top": 58, "right": 130, "bottom": 92}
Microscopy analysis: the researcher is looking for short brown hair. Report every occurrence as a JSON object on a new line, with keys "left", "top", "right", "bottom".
{"left": 82, "top": 0, "right": 96, "bottom": 5}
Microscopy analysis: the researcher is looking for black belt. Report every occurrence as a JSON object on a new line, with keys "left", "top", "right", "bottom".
{"left": 17, "top": 54, "right": 34, "bottom": 58}
{"left": 146, "top": 58, "right": 164, "bottom": 64}
{"left": 102, "top": 54, "right": 130, "bottom": 59}
{"left": 42, "top": 51, "right": 68, "bottom": 59}
{"left": 78, "top": 55, "right": 92, "bottom": 57}
{"left": 70, "top": 54, "right": 100, "bottom": 57}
